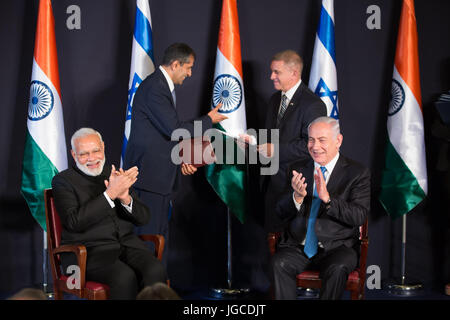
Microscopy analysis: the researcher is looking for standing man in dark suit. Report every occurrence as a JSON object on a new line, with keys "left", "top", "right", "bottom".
{"left": 124, "top": 43, "right": 227, "bottom": 264}
{"left": 270, "top": 117, "right": 370, "bottom": 299}
{"left": 242, "top": 50, "right": 326, "bottom": 232}
{"left": 52, "top": 128, "right": 167, "bottom": 299}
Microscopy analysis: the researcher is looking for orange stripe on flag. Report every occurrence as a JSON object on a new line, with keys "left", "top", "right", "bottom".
{"left": 218, "top": 0, "right": 243, "bottom": 78}
{"left": 394, "top": 0, "right": 422, "bottom": 111}
{"left": 34, "top": 0, "right": 61, "bottom": 96}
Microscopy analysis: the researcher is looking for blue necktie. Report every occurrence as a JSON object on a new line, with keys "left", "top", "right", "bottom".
{"left": 304, "top": 166, "right": 327, "bottom": 258}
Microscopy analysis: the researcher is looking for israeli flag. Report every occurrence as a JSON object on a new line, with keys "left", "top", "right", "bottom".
{"left": 121, "top": 0, "right": 155, "bottom": 166}
{"left": 308, "top": 0, "right": 339, "bottom": 119}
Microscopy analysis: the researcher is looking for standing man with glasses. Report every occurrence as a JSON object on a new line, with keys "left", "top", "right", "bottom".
{"left": 270, "top": 117, "right": 370, "bottom": 299}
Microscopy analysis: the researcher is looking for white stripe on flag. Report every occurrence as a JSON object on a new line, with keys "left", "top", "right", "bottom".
{"left": 214, "top": 48, "right": 247, "bottom": 136}
{"left": 28, "top": 58, "right": 67, "bottom": 172}
{"left": 137, "top": 0, "right": 152, "bottom": 25}
{"left": 322, "top": 0, "right": 335, "bottom": 23}
{"left": 388, "top": 66, "right": 427, "bottom": 193}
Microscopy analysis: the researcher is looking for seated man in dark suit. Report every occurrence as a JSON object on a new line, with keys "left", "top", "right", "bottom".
{"left": 52, "top": 127, "right": 167, "bottom": 299}
{"left": 271, "top": 117, "right": 370, "bottom": 299}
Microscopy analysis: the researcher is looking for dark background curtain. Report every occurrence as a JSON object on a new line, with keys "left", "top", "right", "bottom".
{"left": 0, "top": 0, "right": 449, "bottom": 296}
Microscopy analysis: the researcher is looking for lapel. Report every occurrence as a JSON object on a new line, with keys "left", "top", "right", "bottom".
{"left": 268, "top": 93, "right": 281, "bottom": 129}
{"left": 277, "top": 82, "right": 303, "bottom": 128}
{"left": 324, "top": 154, "right": 347, "bottom": 196}
{"left": 156, "top": 68, "right": 176, "bottom": 108}
{"left": 304, "top": 160, "right": 315, "bottom": 199}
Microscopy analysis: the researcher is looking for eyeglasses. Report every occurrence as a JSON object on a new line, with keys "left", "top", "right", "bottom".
{"left": 76, "top": 148, "right": 103, "bottom": 161}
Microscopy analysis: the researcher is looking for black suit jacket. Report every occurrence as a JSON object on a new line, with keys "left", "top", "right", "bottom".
{"left": 276, "top": 154, "right": 371, "bottom": 252}
{"left": 52, "top": 165, "right": 151, "bottom": 268}
{"left": 260, "top": 82, "right": 326, "bottom": 230}
{"left": 124, "top": 68, "right": 212, "bottom": 195}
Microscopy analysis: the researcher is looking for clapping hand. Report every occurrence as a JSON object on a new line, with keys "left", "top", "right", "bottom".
{"left": 104, "top": 165, "right": 139, "bottom": 205}
{"left": 313, "top": 167, "right": 330, "bottom": 203}
{"left": 291, "top": 170, "right": 307, "bottom": 204}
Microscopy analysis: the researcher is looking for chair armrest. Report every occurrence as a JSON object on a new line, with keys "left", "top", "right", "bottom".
{"left": 139, "top": 234, "right": 165, "bottom": 261}
{"left": 267, "top": 232, "right": 281, "bottom": 256}
{"left": 358, "top": 236, "right": 369, "bottom": 279}
{"left": 52, "top": 244, "right": 87, "bottom": 289}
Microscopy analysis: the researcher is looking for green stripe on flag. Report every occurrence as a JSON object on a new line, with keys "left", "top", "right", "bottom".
{"left": 21, "top": 130, "right": 59, "bottom": 230}
{"left": 379, "top": 138, "right": 426, "bottom": 219}
{"left": 205, "top": 124, "right": 247, "bottom": 223}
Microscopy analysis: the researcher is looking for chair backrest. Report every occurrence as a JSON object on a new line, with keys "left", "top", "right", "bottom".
{"left": 359, "top": 219, "right": 368, "bottom": 240}
{"left": 44, "top": 188, "right": 64, "bottom": 279}
{"left": 44, "top": 189, "right": 62, "bottom": 248}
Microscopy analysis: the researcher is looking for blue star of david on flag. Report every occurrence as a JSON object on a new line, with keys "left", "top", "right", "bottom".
{"left": 126, "top": 73, "right": 142, "bottom": 121}
{"left": 315, "top": 78, "right": 339, "bottom": 119}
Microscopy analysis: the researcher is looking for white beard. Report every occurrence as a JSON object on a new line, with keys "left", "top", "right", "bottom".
{"left": 75, "top": 157, "right": 106, "bottom": 177}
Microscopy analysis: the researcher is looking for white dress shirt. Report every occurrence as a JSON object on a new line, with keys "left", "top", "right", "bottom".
{"left": 279, "top": 79, "right": 302, "bottom": 113}
{"left": 159, "top": 65, "right": 175, "bottom": 93}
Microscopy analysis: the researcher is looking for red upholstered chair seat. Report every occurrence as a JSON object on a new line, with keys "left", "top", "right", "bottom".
{"left": 60, "top": 275, "right": 110, "bottom": 292}
{"left": 297, "top": 270, "right": 361, "bottom": 282}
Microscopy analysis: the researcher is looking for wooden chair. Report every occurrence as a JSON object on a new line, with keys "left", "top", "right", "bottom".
{"left": 44, "top": 188, "right": 165, "bottom": 300}
{"left": 268, "top": 220, "right": 369, "bottom": 300}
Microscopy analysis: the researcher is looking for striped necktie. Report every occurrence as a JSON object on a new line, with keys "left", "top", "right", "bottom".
{"left": 304, "top": 166, "right": 327, "bottom": 258}
{"left": 171, "top": 89, "right": 176, "bottom": 108}
{"left": 276, "top": 94, "right": 288, "bottom": 127}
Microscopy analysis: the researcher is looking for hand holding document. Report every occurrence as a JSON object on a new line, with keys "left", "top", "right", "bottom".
{"left": 178, "top": 137, "right": 216, "bottom": 168}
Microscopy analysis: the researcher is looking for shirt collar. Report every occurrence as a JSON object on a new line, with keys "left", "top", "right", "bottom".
{"left": 282, "top": 79, "right": 302, "bottom": 101}
{"left": 314, "top": 152, "right": 340, "bottom": 180}
{"left": 159, "top": 65, "right": 175, "bottom": 93}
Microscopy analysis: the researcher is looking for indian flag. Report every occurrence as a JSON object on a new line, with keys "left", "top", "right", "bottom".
{"left": 205, "top": 0, "right": 247, "bottom": 223}
{"left": 21, "top": 0, "right": 68, "bottom": 230}
{"left": 379, "top": 0, "right": 427, "bottom": 219}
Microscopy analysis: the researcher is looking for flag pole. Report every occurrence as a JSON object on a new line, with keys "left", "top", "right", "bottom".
{"left": 210, "top": 208, "right": 250, "bottom": 299}
{"left": 401, "top": 214, "right": 407, "bottom": 284}
{"left": 384, "top": 214, "right": 423, "bottom": 296}
{"left": 43, "top": 230, "right": 47, "bottom": 294}
{"left": 226, "top": 208, "right": 232, "bottom": 289}
{"left": 209, "top": 140, "right": 250, "bottom": 299}
{"left": 42, "top": 230, "right": 53, "bottom": 299}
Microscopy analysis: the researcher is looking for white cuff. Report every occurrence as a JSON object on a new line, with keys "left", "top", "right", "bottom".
{"left": 103, "top": 191, "right": 115, "bottom": 208}
{"left": 293, "top": 192, "right": 303, "bottom": 211}
{"left": 121, "top": 197, "right": 133, "bottom": 213}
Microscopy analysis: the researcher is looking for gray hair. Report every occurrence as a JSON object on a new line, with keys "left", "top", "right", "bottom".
{"left": 71, "top": 128, "right": 103, "bottom": 151}
{"left": 271, "top": 50, "right": 303, "bottom": 74}
{"left": 308, "top": 116, "right": 340, "bottom": 138}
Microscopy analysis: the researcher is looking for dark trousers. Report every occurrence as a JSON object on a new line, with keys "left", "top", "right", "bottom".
{"left": 85, "top": 246, "right": 167, "bottom": 300}
{"left": 270, "top": 244, "right": 358, "bottom": 300}
{"left": 134, "top": 188, "right": 171, "bottom": 267}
